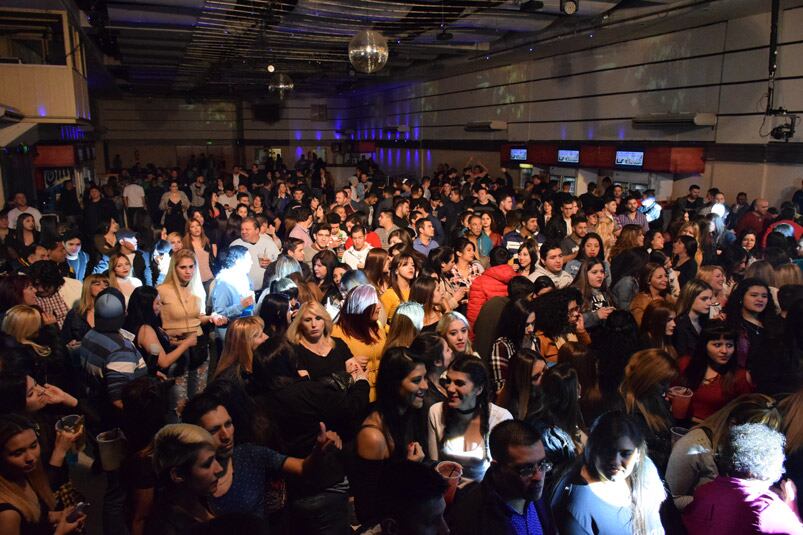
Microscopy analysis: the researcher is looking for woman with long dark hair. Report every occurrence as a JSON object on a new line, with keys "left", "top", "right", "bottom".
{"left": 427, "top": 355, "right": 512, "bottom": 481}
{"left": 639, "top": 299, "right": 678, "bottom": 359}
{"left": 124, "top": 286, "right": 197, "bottom": 379}
{"left": 572, "top": 258, "right": 615, "bottom": 330}
{"left": 409, "top": 332, "right": 454, "bottom": 416}
{"left": 673, "top": 279, "right": 713, "bottom": 357}
{"left": 258, "top": 292, "right": 293, "bottom": 339}
{"left": 565, "top": 232, "right": 608, "bottom": 282}
{"left": 351, "top": 347, "right": 429, "bottom": 524}
{"left": 672, "top": 235, "right": 699, "bottom": 288}
{"left": 182, "top": 218, "right": 216, "bottom": 294}
{"left": 488, "top": 297, "right": 535, "bottom": 392}
{"left": 362, "top": 247, "right": 390, "bottom": 294}
{"left": 408, "top": 275, "right": 447, "bottom": 331}
{"left": 550, "top": 412, "right": 666, "bottom": 535}
{"left": 311, "top": 249, "right": 339, "bottom": 303}
{"left": 536, "top": 363, "right": 587, "bottom": 450}
{"left": 428, "top": 246, "right": 467, "bottom": 311}
{"left": 724, "top": 277, "right": 780, "bottom": 370}
{"left": 8, "top": 213, "right": 39, "bottom": 260}
{"left": 679, "top": 320, "right": 754, "bottom": 422}
{"left": 497, "top": 348, "right": 547, "bottom": 420}
{"left": 532, "top": 287, "right": 591, "bottom": 363}
{"left": 515, "top": 238, "right": 539, "bottom": 277}
{"left": 380, "top": 250, "right": 418, "bottom": 321}
{"left": 0, "top": 414, "right": 85, "bottom": 535}
{"left": 609, "top": 247, "right": 648, "bottom": 310}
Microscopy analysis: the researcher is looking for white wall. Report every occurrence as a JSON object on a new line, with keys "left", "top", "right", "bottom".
{"left": 347, "top": 4, "right": 803, "bottom": 205}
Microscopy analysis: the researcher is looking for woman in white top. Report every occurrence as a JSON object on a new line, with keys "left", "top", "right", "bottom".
{"left": 108, "top": 253, "right": 142, "bottom": 305}
{"left": 428, "top": 354, "right": 512, "bottom": 481}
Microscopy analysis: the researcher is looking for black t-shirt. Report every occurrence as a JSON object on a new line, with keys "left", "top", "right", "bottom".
{"left": 0, "top": 500, "right": 51, "bottom": 535}
{"left": 292, "top": 338, "right": 353, "bottom": 380}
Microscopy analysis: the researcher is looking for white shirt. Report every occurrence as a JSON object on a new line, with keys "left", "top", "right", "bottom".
{"left": 123, "top": 184, "right": 146, "bottom": 208}
{"left": 8, "top": 206, "right": 42, "bottom": 230}
{"left": 427, "top": 402, "right": 512, "bottom": 481}
{"left": 342, "top": 246, "right": 370, "bottom": 270}
{"left": 528, "top": 264, "right": 574, "bottom": 288}
{"left": 230, "top": 235, "right": 280, "bottom": 291}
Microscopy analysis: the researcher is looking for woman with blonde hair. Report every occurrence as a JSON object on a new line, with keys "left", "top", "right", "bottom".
{"left": 287, "top": 300, "right": 357, "bottom": 380}
{"left": 619, "top": 348, "right": 678, "bottom": 471}
{"left": 148, "top": 423, "right": 222, "bottom": 533}
{"left": 61, "top": 274, "right": 109, "bottom": 349}
{"left": 158, "top": 249, "right": 226, "bottom": 401}
{"left": 107, "top": 253, "right": 142, "bottom": 304}
{"left": 697, "top": 264, "right": 728, "bottom": 318}
{"left": 436, "top": 310, "right": 474, "bottom": 355}
{"left": 666, "top": 393, "right": 781, "bottom": 510}
{"left": 2, "top": 305, "right": 51, "bottom": 359}
{"left": 213, "top": 316, "right": 267, "bottom": 382}
{"left": 0, "top": 414, "right": 85, "bottom": 535}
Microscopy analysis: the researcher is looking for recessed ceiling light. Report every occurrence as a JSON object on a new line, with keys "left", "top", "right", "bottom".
{"left": 267, "top": 64, "right": 275, "bottom": 73}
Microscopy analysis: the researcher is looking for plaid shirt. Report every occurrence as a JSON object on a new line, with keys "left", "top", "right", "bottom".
{"left": 36, "top": 292, "right": 69, "bottom": 329}
{"left": 450, "top": 261, "right": 484, "bottom": 289}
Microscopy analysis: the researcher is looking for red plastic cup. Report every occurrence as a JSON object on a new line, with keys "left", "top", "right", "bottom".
{"left": 668, "top": 386, "right": 693, "bottom": 420}
{"left": 436, "top": 461, "right": 463, "bottom": 505}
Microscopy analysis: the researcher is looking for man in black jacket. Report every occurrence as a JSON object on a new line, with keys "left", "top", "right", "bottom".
{"left": 448, "top": 420, "right": 557, "bottom": 535}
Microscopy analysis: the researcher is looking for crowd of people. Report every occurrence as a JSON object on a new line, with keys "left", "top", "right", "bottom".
{"left": 0, "top": 154, "right": 802, "bottom": 535}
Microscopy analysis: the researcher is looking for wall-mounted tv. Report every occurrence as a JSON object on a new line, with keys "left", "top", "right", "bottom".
{"left": 557, "top": 149, "right": 580, "bottom": 164}
{"left": 510, "top": 148, "right": 528, "bottom": 161}
{"left": 615, "top": 150, "right": 644, "bottom": 167}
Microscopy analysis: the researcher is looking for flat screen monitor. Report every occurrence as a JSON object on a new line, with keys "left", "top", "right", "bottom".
{"left": 615, "top": 150, "right": 644, "bottom": 167}
{"left": 557, "top": 149, "right": 580, "bottom": 164}
{"left": 510, "top": 148, "right": 528, "bottom": 161}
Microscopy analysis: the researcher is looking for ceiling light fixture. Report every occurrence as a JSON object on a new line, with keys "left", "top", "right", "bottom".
{"left": 560, "top": 0, "right": 579, "bottom": 15}
{"left": 348, "top": 30, "right": 389, "bottom": 74}
{"left": 267, "top": 64, "right": 275, "bottom": 73}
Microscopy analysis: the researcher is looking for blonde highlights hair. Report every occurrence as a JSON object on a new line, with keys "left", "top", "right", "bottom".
{"left": 164, "top": 248, "right": 206, "bottom": 308}
{"left": 436, "top": 310, "right": 473, "bottom": 354}
{"left": 286, "top": 300, "right": 333, "bottom": 345}
{"left": 214, "top": 316, "right": 265, "bottom": 378}
{"left": 1, "top": 305, "right": 50, "bottom": 357}
{"left": 107, "top": 253, "right": 131, "bottom": 289}
{"left": 619, "top": 348, "right": 678, "bottom": 433}
{"left": 152, "top": 423, "right": 216, "bottom": 481}
{"left": 77, "top": 274, "right": 109, "bottom": 315}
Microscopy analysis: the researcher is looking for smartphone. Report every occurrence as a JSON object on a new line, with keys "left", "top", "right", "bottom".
{"left": 66, "top": 502, "right": 89, "bottom": 523}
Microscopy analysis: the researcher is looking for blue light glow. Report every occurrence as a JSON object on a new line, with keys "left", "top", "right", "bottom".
{"left": 37, "top": 105, "right": 47, "bottom": 117}
{"left": 294, "top": 131, "right": 302, "bottom": 141}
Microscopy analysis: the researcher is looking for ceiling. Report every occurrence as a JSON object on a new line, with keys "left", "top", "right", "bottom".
{"left": 75, "top": 0, "right": 658, "bottom": 97}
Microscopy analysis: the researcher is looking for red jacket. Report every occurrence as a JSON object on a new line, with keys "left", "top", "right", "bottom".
{"left": 467, "top": 264, "right": 517, "bottom": 337}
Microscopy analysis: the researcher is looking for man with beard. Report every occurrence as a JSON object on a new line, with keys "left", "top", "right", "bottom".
{"left": 448, "top": 420, "right": 557, "bottom": 535}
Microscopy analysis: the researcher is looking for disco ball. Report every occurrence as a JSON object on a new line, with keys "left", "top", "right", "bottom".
{"left": 268, "top": 73, "right": 294, "bottom": 96}
{"left": 348, "top": 30, "right": 389, "bottom": 74}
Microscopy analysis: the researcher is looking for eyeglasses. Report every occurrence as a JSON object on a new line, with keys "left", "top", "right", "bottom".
{"left": 510, "top": 459, "right": 553, "bottom": 477}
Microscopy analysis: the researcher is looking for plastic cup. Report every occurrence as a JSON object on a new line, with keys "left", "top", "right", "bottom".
{"left": 668, "top": 386, "right": 693, "bottom": 420}
{"left": 96, "top": 429, "right": 127, "bottom": 471}
{"left": 436, "top": 461, "right": 463, "bottom": 505}
{"left": 670, "top": 426, "right": 689, "bottom": 447}
{"left": 55, "top": 415, "right": 85, "bottom": 453}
